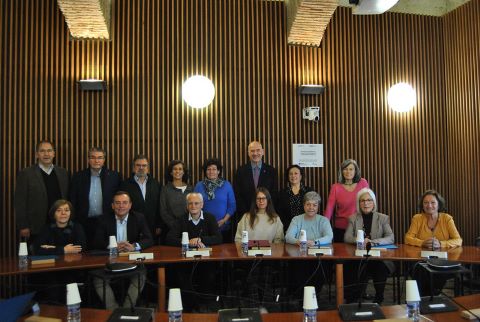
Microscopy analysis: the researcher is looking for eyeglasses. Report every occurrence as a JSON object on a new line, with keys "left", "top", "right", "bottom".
{"left": 89, "top": 156, "right": 105, "bottom": 160}
{"left": 134, "top": 164, "right": 148, "bottom": 168}
{"left": 360, "top": 199, "right": 374, "bottom": 204}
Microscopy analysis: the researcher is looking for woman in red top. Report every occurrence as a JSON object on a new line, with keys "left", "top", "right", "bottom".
{"left": 324, "top": 159, "right": 369, "bottom": 242}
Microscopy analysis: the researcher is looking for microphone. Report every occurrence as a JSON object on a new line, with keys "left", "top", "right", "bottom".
{"left": 439, "top": 291, "right": 480, "bottom": 320}
{"left": 338, "top": 241, "right": 385, "bottom": 321}
{"left": 196, "top": 228, "right": 203, "bottom": 249}
{"left": 365, "top": 241, "right": 372, "bottom": 257}
{"left": 357, "top": 243, "right": 372, "bottom": 309}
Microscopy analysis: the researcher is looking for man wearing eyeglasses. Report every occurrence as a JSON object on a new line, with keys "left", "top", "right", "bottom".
{"left": 165, "top": 192, "right": 222, "bottom": 312}
{"left": 120, "top": 154, "right": 163, "bottom": 243}
{"left": 70, "top": 147, "right": 121, "bottom": 249}
{"left": 15, "top": 140, "right": 69, "bottom": 244}
{"left": 92, "top": 191, "right": 153, "bottom": 309}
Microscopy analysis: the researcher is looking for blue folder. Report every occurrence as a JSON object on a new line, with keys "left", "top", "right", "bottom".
{"left": 0, "top": 292, "right": 35, "bottom": 322}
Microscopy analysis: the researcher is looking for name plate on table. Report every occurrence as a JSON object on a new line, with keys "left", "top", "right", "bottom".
{"left": 420, "top": 251, "right": 448, "bottom": 259}
{"left": 355, "top": 249, "right": 381, "bottom": 257}
{"left": 247, "top": 248, "right": 272, "bottom": 256}
{"left": 308, "top": 247, "right": 333, "bottom": 256}
{"left": 119, "top": 251, "right": 140, "bottom": 257}
{"left": 186, "top": 249, "right": 211, "bottom": 257}
{"left": 129, "top": 253, "right": 154, "bottom": 260}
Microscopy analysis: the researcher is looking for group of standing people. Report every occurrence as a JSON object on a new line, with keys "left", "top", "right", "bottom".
{"left": 14, "top": 140, "right": 463, "bottom": 310}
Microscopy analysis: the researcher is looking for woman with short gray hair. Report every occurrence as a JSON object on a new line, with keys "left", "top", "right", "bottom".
{"left": 285, "top": 191, "right": 333, "bottom": 246}
{"left": 343, "top": 188, "right": 394, "bottom": 305}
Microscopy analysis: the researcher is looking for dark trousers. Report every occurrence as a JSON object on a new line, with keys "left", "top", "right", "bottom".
{"left": 333, "top": 228, "right": 346, "bottom": 243}
{"left": 288, "top": 260, "right": 332, "bottom": 300}
{"left": 343, "top": 260, "right": 389, "bottom": 304}
{"left": 171, "top": 262, "right": 218, "bottom": 311}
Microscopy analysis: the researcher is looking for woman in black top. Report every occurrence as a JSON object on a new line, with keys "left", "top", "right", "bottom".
{"left": 30, "top": 199, "right": 86, "bottom": 304}
{"left": 33, "top": 199, "right": 86, "bottom": 255}
{"left": 276, "top": 165, "right": 314, "bottom": 232}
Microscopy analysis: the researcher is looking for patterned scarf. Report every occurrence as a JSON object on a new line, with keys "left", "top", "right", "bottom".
{"left": 203, "top": 177, "right": 225, "bottom": 200}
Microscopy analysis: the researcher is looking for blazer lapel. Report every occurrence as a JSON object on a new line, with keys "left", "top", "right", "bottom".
{"left": 371, "top": 213, "right": 380, "bottom": 239}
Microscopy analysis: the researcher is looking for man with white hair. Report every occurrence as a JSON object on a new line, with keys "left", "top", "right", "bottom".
{"left": 166, "top": 192, "right": 222, "bottom": 247}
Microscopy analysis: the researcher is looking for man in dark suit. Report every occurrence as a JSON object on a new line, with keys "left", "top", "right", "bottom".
{"left": 70, "top": 147, "right": 121, "bottom": 249}
{"left": 120, "top": 154, "right": 163, "bottom": 242}
{"left": 15, "top": 140, "right": 69, "bottom": 243}
{"left": 92, "top": 191, "right": 153, "bottom": 310}
{"left": 234, "top": 141, "right": 278, "bottom": 218}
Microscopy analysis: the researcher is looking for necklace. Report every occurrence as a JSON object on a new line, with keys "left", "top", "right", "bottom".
{"left": 427, "top": 215, "right": 438, "bottom": 231}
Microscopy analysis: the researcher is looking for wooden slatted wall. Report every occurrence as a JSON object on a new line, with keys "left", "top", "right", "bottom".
{"left": 1, "top": 0, "right": 479, "bottom": 295}
{"left": 444, "top": 0, "right": 480, "bottom": 247}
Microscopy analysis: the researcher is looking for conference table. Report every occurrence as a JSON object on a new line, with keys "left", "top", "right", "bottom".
{"left": 2, "top": 243, "right": 480, "bottom": 312}
{"left": 18, "top": 294, "right": 480, "bottom": 322}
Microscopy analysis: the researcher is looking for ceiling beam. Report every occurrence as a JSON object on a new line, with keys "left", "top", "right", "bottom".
{"left": 286, "top": 0, "right": 339, "bottom": 47}
{"left": 57, "top": 0, "right": 111, "bottom": 39}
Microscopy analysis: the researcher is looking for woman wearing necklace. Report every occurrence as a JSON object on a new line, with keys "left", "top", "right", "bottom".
{"left": 343, "top": 188, "right": 394, "bottom": 305}
{"left": 405, "top": 190, "right": 462, "bottom": 295}
{"left": 324, "top": 159, "right": 369, "bottom": 242}
{"left": 405, "top": 190, "right": 462, "bottom": 249}
{"left": 194, "top": 158, "right": 236, "bottom": 242}
{"left": 276, "top": 165, "right": 314, "bottom": 232}
{"left": 159, "top": 160, "right": 193, "bottom": 242}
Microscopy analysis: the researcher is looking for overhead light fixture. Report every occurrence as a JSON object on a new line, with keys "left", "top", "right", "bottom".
{"left": 182, "top": 75, "right": 215, "bottom": 109}
{"left": 78, "top": 79, "right": 107, "bottom": 91}
{"left": 350, "top": 0, "right": 399, "bottom": 15}
{"left": 298, "top": 84, "right": 325, "bottom": 95}
{"left": 388, "top": 83, "right": 416, "bottom": 112}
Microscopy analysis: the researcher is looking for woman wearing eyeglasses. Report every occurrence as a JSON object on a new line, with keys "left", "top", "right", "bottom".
{"left": 235, "top": 187, "right": 284, "bottom": 243}
{"left": 343, "top": 188, "right": 394, "bottom": 305}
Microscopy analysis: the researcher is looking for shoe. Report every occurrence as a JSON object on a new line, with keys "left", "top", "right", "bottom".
{"left": 259, "top": 306, "right": 269, "bottom": 314}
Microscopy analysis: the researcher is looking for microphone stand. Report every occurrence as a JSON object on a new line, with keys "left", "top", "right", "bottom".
{"left": 338, "top": 242, "right": 385, "bottom": 321}
{"left": 108, "top": 260, "right": 153, "bottom": 321}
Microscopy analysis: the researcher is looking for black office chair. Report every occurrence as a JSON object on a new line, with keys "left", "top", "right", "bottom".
{"left": 463, "top": 237, "right": 480, "bottom": 292}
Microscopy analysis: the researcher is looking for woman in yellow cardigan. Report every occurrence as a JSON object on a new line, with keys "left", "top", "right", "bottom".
{"left": 405, "top": 190, "right": 462, "bottom": 249}
{"left": 405, "top": 189, "right": 462, "bottom": 295}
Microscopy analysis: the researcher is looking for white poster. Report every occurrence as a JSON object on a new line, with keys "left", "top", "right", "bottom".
{"left": 292, "top": 144, "right": 323, "bottom": 167}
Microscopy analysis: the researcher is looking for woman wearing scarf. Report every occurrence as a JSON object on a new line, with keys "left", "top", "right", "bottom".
{"left": 194, "top": 158, "right": 236, "bottom": 242}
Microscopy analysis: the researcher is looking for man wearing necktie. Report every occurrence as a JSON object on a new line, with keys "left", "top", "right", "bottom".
{"left": 234, "top": 141, "right": 278, "bottom": 220}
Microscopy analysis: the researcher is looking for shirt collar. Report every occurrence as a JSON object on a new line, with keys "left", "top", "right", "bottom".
{"left": 38, "top": 163, "right": 54, "bottom": 174}
{"left": 90, "top": 167, "right": 102, "bottom": 176}
{"left": 250, "top": 161, "right": 262, "bottom": 170}
{"left": 134, "top": 174, "right": 148, "bottom": 183}
{"left": 188, "top": 211, "right": 204, "bottom": 222}
{"left": 116, "top": 213, "right": 129, "bottom": 223}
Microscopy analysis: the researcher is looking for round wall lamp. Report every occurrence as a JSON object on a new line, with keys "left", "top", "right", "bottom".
{"left": 182, "top": 75, "right": 215, "bottom": 109}
{"left": 388, "top": 82, "right": 416, "bottom": 112}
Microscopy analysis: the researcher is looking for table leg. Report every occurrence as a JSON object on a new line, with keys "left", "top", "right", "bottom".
{"left": 158, "top": 267, "right": 166, "bottom": 312}
{"left": 336, "top": 262, "right": 344, "bottom": 306}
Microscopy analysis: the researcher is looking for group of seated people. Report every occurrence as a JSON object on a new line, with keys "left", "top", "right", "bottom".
{"left": 18, "top": 140, "right": 464, "bottom": 311}
{"left": 30, "top": 184, "right": 463, "bottom": 311}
